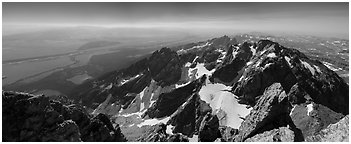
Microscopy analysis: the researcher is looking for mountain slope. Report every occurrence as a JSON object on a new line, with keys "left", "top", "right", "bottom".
{"left": 72, "top": 36, "right": 349, "bottom": 142}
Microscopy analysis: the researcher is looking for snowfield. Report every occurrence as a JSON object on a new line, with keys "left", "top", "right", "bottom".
{"left": 198, "top": 78, "right": 251, "bottom": 129}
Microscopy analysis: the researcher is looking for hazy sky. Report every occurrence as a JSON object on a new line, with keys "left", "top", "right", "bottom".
{"left": 2, "top": 2, "right": 349, "bottom": 38}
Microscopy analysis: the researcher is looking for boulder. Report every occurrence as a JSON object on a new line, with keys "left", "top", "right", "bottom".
{"left": 305, "top": 115, "right": 349, "bottom": 142}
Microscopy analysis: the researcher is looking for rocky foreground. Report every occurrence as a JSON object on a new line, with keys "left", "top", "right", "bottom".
{"left": 2, "top": 91, "right": 126, "bottom": 142}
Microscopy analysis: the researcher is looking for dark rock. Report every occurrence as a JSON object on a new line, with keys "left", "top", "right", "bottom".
{"left": 287, "top": 83, "right": 312, "bottom": 104}
{"left": 40, "top": 120, "right": 81, "bottom": 142}
{"left": 145, "top": 76, "right": 206, "bottom": 118}
{"left": 2, "top": 91, "right": 126, "bottom": 142}
{"left": 167, "top": 94, "right": 197, "bottom": 137}
{"left": 198, "top": 112, "right": 221, "bottom": 142}
{"left": 219, "top": 126, "right": 238, "bottom": 142}
{"left": 209, "top": 35, "right": 238, "bottom": 49}
{"left": 167, "top": 133, "right": 189, "bottom": 142}
{"left": 210, "top": 42, "right": 253, "bottom": 84}
{"left": 202, "top": 49, "right": 221, "bottom": 64}
{"left": 147, "top": 47, "right": 182, "bottom": 87}
{"left": 167, "top": 93, "right": 212, "bottom": 137}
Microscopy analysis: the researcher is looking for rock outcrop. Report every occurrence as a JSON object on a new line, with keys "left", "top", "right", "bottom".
{"left": 145, "top": 75, "right": 206, "bottom": 118}
{"left": 305, "top": 115, "right": 349, "bottom": 142}
{"left": 244, "top": 127, "right": 295, "bottom": 142}
{"left": 167, "top": 93, "right": 212, "bottom": 137}
{"left": 234, "top": 83, "right": 302, "bottom": 142}
{"left": 232, "top": 40, "right": 349, "bottom": 116}
{"left": 136, "top": 123, "right": 190, "bottom": 142}
{"left": 218, "top": 126, "right": 238, "bottom": 142}
{"left": 289, "top": 102, "right": 344, "bottom": 138}
{"left": 137, "top": 124, "right": 168, "bottom": 142}
{"left": 210, "top": 42, "right": 253, "bottom": 84}
{"left": 2, "top": 91, "right": 126, "bottom": 142}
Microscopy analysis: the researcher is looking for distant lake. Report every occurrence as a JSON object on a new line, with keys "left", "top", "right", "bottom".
{"left": 2, "top": 56, "right": 74, "bottom": 85}
{"left": 2, "top": 46, "right": 116, "bottom": 86}
{"left": 67, "top": 73, "right": 92, "bottom": 85}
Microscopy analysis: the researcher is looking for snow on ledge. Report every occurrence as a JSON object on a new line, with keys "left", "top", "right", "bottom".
{"left": 306, "top": 103, "right": 313, "bottom": 116}
{"left": 267, "top": 52, "right": 277, "bottom": 58}
{"left": 137, "top": 116, "right": 171, "bottom": 127}
{"left": 301, "top": 60, "right": 315, "bottom": 75}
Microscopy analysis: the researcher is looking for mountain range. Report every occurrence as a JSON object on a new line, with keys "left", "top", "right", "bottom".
{"left": 2, "top": 35, "right": 349, "bottom": 142}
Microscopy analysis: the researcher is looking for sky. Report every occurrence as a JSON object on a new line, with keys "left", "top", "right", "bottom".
{"left": 2, "top": 2, "right": 349, "bottom": 38}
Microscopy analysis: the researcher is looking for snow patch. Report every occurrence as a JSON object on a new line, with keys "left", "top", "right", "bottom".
{"left": 198, "top": 78, "right": 251, "bottom": 129}
{"left": 120, "top": 109, "right": 147, "bottom": 118}
{"left": 189, "top": 135, "right": 198, "bottom": 142}
{"left": 322, "top": 62, "right": 343, "bottom": 71}
{"left": 185, "top": 62, "right": 192, "bottom": 67}
{"left": 301, "top": 60, "right": 316, "bottom": 75}
{"left": 238, "top": 75, "right": 245, "bottom": 82}
{"left": 263, "top": 63, "right": 274, "bottom": 69}
{"left": 233, "top": 51, "right": 238, "bottom": 59}
{"left": 104, "top": 83, "right": 113, "bottom": 90}
{"left": 246, "top": 61, "right": 253, "bottom": 66}
{"left": 284, "top": 56, "right": 292, "bottom": 67}
{"left": 177, "top": 42, "right": 211, "bottom": 54}
{"left": 306, "top": 103, "right": 313, "bottom": 116}
{"left": 137, "top": 117, "right": 171, "bottom": 127}
{"left": 175, "top": 81, "right": 191, "bottom": 89}
{"left": 216, "top": 49, "right": 227, "bottom": 63}
{"left": 188, "top": 63, "right": 216, "bottom": 79}
{"left": 192, "top": 56, "right": 199, "bottom": 63}
{"left": 260, "top": 49, "right": 268, "bottom": 55}
{"left": 290, "top": 105, "right": 296, "bottom": 116}
{"left": 250, "top": 45, "right": 256, "bottom": 55}
{"left": 166, "top": 125, "right": 174, "bottom": 135}
{"left": 120, "top": 74, "right": 143, "bottom": 86}
{"left": 266, "top": 52, "right": 277, "bottom": 58}
{"left": 313, "top": 65, "right": 322, "bottom": 73}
